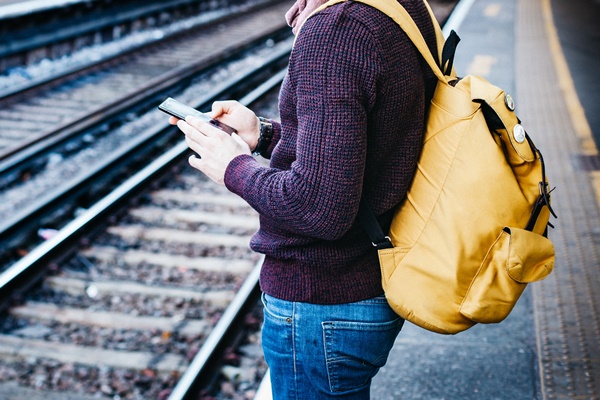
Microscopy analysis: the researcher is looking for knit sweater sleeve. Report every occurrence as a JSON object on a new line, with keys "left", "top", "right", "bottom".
{"left": 224, "top": 6, "right": 381, "bottom": 240}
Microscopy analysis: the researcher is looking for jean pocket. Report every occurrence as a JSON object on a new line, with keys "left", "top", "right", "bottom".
{"left": 261, "top": 294, "right": 294, "bottom": 369}
{"left": 261, "top": 293, "right": 292, "bottom": 322}
{"left": 322, "top": 318, "right": 402, "bottom": 393}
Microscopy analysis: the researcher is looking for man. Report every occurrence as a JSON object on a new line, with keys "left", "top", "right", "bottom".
{"left": 170, "top": 0, "right": 438, "bottom": 397}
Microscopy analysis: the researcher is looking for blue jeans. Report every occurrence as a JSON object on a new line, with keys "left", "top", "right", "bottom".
{"left": 261, "top": 293, "right": 404, "bottom": 399}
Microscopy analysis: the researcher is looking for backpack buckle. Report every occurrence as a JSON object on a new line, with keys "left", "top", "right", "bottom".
{"left": 372, "top": 236, "right": 394, "bottom": 250}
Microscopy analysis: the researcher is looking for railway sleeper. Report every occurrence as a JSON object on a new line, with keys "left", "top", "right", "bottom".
{"left": 0, "top": 334, "right": 187, "bottom": 375}
{"left": 44, "top": 276, "right": 235, "bottom": 308}
{"left": 82, "top": 246, "right": 255, "bottom": 275}
{"left": 10, "top": 302, "right": 210, "bottom": 338}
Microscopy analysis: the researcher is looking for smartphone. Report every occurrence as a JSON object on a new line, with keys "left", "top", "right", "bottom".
{"left": 158, "top": 97, "right": 237, "bottom": 135}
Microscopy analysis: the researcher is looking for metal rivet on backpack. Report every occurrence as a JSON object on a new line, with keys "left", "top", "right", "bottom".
{"left": 504, "top": 93, "right": 515, "bottom": 111}
{"left": 513, "top": 124, "right": 526, "bottom": 143}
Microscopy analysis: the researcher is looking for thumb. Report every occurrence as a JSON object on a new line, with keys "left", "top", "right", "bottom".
{"left": 210, "top": 100, "right": 234, "bottom": 119}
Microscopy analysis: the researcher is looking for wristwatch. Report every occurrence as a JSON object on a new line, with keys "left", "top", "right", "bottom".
{"left": 253, "top": 116, "right": 273, "bottom": 156}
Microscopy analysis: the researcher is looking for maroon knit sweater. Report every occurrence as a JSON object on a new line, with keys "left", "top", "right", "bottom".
{"left": 224, "top": 0, "right": 438, "bottom": 304}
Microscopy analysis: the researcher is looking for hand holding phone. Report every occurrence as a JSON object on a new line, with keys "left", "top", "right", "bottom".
{"left": 158, "top": 97, "right": 237, "bottom": 135}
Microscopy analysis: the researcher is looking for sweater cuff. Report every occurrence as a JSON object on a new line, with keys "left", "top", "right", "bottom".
{"left": 224, "top": 154, "right": 259, "bottom": 197}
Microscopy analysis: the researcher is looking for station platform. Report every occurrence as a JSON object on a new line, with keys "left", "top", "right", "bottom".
{"left": 256, "top": 0, "right": 600, "bottom": 398}
{"left": 371, "top": 0, "right": 600, "bottom": 398}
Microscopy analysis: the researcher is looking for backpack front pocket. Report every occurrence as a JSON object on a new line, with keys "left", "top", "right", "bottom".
{"left": 460, "top": 227, "right": 554, "bottom": 323}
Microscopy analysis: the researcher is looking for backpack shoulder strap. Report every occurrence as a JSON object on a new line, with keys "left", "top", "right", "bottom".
{"left": 299, "top": 0, "right": 460, "bottom": 246}
{"left": 421, "top": 0, "right": 446, "bottom": 64}
{"left": 356, "top": 0, "right": 445, "bottom": 79}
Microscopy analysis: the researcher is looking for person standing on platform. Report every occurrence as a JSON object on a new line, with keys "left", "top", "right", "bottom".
{"left": 169, "top": 0, "right": 438, "bottom": 397}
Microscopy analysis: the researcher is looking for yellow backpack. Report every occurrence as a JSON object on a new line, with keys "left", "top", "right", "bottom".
{"left": 310, "top": 0, "right": 557, "bottom": 334}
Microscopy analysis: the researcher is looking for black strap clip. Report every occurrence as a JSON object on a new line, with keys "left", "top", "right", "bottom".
{"left": 372, "top": 236, "right": 394, "bottom": 250}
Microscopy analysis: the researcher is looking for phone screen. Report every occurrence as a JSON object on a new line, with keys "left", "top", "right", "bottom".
{"left": 159, "top": 97, "right": 237, "bottom": 135}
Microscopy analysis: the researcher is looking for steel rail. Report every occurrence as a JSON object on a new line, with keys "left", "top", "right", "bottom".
{"left": 167, "top": 68, "right": 287, "bottom": 400}
{"left": 0, "top": 0, "right": 249, "bottom": 61}
{"left": 168, "top": 257, "right": 264, "bottom": 399}
{"left": 0, "top": 0, "right": 283, "bottom": 103}
{"left": 0, "top": 26, "right": 290, "bottom": 166}
{"left": 0, "top": 45, "right": 291, "bottom": 266}
{"left": 0, "top": 66, "right": 287, "bottom": 399}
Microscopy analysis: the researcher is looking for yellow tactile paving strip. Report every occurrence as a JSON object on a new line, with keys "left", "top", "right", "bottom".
{"left": 516, "top": 0, "right": 600, "bottom": 398}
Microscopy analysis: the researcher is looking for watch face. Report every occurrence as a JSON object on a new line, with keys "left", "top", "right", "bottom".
{"left": 254, "top": 119, "right": 273, "bottom": 155}
{"left": 259, "top": 119, "right": 273, "bottom": 136}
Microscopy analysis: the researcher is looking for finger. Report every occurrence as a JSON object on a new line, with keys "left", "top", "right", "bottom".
{"left": 168, "top": 116, "right": 180, "bottom": 125}
{"left": 176, "top": 119, "right": 195, "bottom": 136}
{"left": 186, "top": 116, "right": 227, "bottom": 137}
{"left": 185, "top": 132, "right": 205, "bottom": 155}
{"left": 178, "top": 120, "right": 207, "bottom": 148}
{"left": 188, "top": 154, "right": 202, "bottom": 169}
{"left": 177, "top": 118, "right": 206, "bottom": 137}
{"left": 185, "top": 116, "right": 210, "bottom": 134}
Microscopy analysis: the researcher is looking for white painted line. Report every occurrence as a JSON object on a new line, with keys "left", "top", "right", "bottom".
{"left": 254, "top": 369, "right": 272, "bottom": 400}
{"left": 484, "top": 3, "right": 501, "bottom": 17}
{"left": 467, "top": 54, "right": 497, "bottom": 77}
{"left": 442, "top": 0, "right": 476, "bottom": 37}
{"left": 0, "top": 0, "right": 96, "bottom": 19}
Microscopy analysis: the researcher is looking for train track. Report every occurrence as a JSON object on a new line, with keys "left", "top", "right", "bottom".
{"left": 0, "top": 2, "right": 291, "bottom": 397}
{"left": 0, "top": 168, "right": 265, "bottom": 399}
{"left": 0, "top": 0, "right": 259, "bottom": 74}
{"left": 0, "top": 39, "right": 292, "bottom": 271}
{"left": 0, "top": 0, "right": 457, "bottom": 398}
{"left": 0, "top": 64, "right": 286, "bottom": 399}
{"left": 0, "top": 0, "right": 291, "bottom": 164}
{"left": 0, "top": 0, "right": 294, "bottom": 271}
